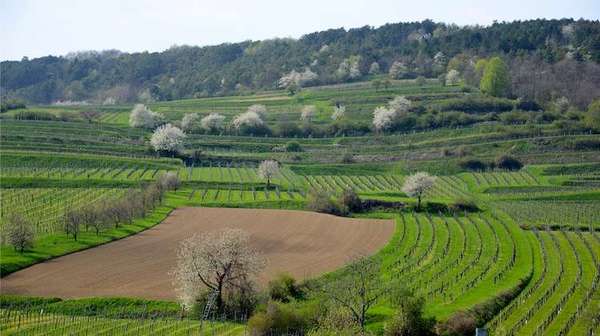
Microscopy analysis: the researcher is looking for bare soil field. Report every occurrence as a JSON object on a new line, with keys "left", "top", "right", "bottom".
{"left": 1, "top": 207, "right": 394, "bottom": 300}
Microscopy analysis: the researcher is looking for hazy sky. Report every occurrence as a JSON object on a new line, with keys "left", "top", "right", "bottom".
{"left": 1, "top": 0, "right": 599, "bottom": 61}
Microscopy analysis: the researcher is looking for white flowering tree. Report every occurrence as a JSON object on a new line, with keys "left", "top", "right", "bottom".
{"left": 150, "top": 123, "right": 186, "bottom": 153}
{"left": 200, "top": 113, "right": 226, "bottom": 133}
{"left": 372, "top": 96, "right": 411, "bottom": 132}
{"left": 247, "top": 104, "right": 267, "bottom": 119}
{"left": 258, "top": 160, "right": 280, "bottom": 188}
{"left": 389, "top": 61, "right": 409, "bottom": 79}
{"left": 278, "top": 68, "right": 318, "bottom": 89}
{"left": 173, "top": 228, "right": 265, "bottom": 311}
{"left": 337, "top": 56, "right": 361, "bottom": 79}
{"left": 180, "top": 113, "right": 200, "bottom": 132}
{"left": 129, "top": 104, "right": 164, "bottom": 129}
{"left": 331, "top": 105, "right": 346, "bottom": 121}
{"left": 446, "top": 69, "right": 461, "bottom": 85}
{"left": 401, "top": 172, "right": 437, "bottom": 210}
{"left": 372, "top": 106, "right": 396, "bottom": 132}
{"left": 388, "top": 96, "right": 411, "bottom": 114}
{"left": 300, "top": 105, "right": 317, "bottom": 123}
{"left": 369, "top": 62, "right": 380, "bottom": 75}
{"left": 433, "top": 52, "right": 447, "bottom": 73}
{"left": 231, "top": 111, "right": 264, "bottom": 132}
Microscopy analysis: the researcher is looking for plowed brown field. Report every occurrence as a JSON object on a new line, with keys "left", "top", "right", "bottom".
{"left": 1, "top": 207, "right": 394, "bottom": 300}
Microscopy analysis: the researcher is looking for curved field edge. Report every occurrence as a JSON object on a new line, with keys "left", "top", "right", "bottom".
{"left": 0, "top": 205, "right": 174, "bottom": 277}
{"left": 0, "top": 192, "right": 310, "bottom": 277}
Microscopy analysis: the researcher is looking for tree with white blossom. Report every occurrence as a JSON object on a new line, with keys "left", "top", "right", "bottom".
{"left": 331, "top": 105, "right": 346, "bottom": 121}
{"left": 445, "top": 69, "right": 461, "bottom": 85}
{"left": 181, "top": 113, "right": 200, "bottom": 132}
{"left": 232, "top": 111, "right": 264, "bottom": 130}
{"left": 389, "top": 61, "right": 409, "bottom": 79}
{"left": 372, "top": 106, "right": 396, "bottom": 132}
{"left": 337, "top": 56, "right": 361, "bottom": 79}
{"left": 388, "top": 96, "right": 411, "bottom": 114}
{"left": 402, "top": 172, "right": 436, "bottom": 210}
{"left": 129, "top": 104, "right": 164, "bottom": 129}
{"left": 247, "top": 104, "right": 267, "bottom": 119}
{"left": 150, "top": 123, "right": 186, "bottom": 153}
{"left": 278, "top": 68, "right": 318, "bottom": 89}
{"left": 369, "top": 62, "right": 380, "bottom": 75}
{"left": 200, "top": 113, "right": 226, "bottom": 133}
{"left": 258, "top": 160, "right": 280, "bottom": 188}
{"left": 372, "top": 96, "right": 411, "bottom": 132}
{"left": 173, "top": 228, "right": 265, "bottom": 311}
{"left": 300, "top": 105, "right": 317, "bottom": 123}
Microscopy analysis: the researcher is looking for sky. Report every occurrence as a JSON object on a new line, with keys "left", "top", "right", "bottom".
{"left": 1, "top": 0, "right": 599, "bottom": 61}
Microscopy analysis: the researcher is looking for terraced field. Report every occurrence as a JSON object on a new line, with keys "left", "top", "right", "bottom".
{"left": 1, "top": 80, "right": 599, "bottom": 335}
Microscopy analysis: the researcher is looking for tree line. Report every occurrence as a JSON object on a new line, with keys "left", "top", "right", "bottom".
{"left": 2, "top": 172, "right": 181, "bottom": 251}
{"left": 2, "top": 19, "right": 599, "bottom": 107}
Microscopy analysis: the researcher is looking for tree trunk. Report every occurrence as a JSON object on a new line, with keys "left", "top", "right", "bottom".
{"left": 417, "top": 194, "right": 422, "bottom": 210}
{"left": 216, "top": 281, "right": 224, "bottom": 313}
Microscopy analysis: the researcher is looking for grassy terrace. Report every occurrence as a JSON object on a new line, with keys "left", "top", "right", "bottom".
{"left": 1, "top": 80, "right": 598, "bottom": 335}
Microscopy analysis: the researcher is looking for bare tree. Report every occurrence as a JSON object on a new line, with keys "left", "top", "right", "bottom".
{"left": 158, "top": 171, "right": 181, "bottom": 191}
{"left": 64, "top": 208, "right": 81, "bottom": 240}
{"left": 320, "top": 256, "right": 385, "bottom": 331}
{"left": 402, "top": 172, "right": 436, "bottom": 210}
{"left": 173, "top": 228, "right": 265, "bottom": 311}
{"left": 300, "top": 105, "right": 317, "bottom": 123}
{"left": 258, "top": 160, "right": 280, "bottom": 188}
{"left": 4, "top": 213, "right": 35, "bottom": 252}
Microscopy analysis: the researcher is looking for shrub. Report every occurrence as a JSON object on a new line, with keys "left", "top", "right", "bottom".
{"left": 0, "top": 99, "right": 26, "bottom": 112}
{"left": 516, "top": 100, "right": 542, "bottom": 111}
{"left": 437, "top": 311, "right": 477, "bottom": 336}
{"left": 285, "top": 141, "right": 302, "bottom": 152}
{"left": 341, "top": 152, "right": 355, "bottom": 163}
{"left": 384, "top": 296, "right": 435, "bottom": 336}
{"left": 305, "top": 189, "right": 344, "bottom": 216}
{"left": 571, "top": 139, "right": 600, "bottom": 150}
{"left": 449, "top": 198, "right": 479, "bottom": 212}
{"left": 459, "top": 158, "right": 487, "bottom": 171}
{"left": 326, "top": 121, "right": 370, "bottom": 137}
{"left": 247, "top": 301, "right": 307, "bottom": 335}
{"left": 455, "top": 145, "right": 469, "bottom": 157}
{"left": 585, "top": 99, "right": 600, "bottom": 130}
{"left": 278, "top": 121, "right": 302, "bottom": 137}
{"left": 499, "top": 111, "right": 529, "bottom": 124}
{"left": 495, "top": 155, "right": 523, "bottom": 171}
{"left": 340, "top": 189, "right": 362, "bottom": 213}
{"left": 361, "top": 199, "right": 405, "bottom": 211}
{"left": 268, "top": 273, "right": 303, "bottom": 303}
{"left": 433, "top": 96, "right": 514, "bottom": 114}
{"left": 310, "top": 308, "right": 363, "bottom": 336}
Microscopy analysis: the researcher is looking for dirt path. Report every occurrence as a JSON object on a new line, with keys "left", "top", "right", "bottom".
{"left": 1, "top": 207, "right": 394, "bottom": 301}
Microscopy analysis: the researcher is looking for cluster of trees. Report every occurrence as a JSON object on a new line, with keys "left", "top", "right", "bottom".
{"left": 64, "top": 172, "right": 180, "bottom": 240}
{"left": 173, "top": 227, "right": 436, "bottom": 335}
{"left": 306, "top": 172, "right": 437, "bottom": 215}
{"left": 2, "top": 19, "right": 598, "bottom": 105}
{"left": 0, "top": 98, "right": 26, "bottom": 113}
{"left": 2, "top": 172, "right": 180, "bottom": 251}
{"left": 459, "top": 155, "right": 524, "bottom": 172}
